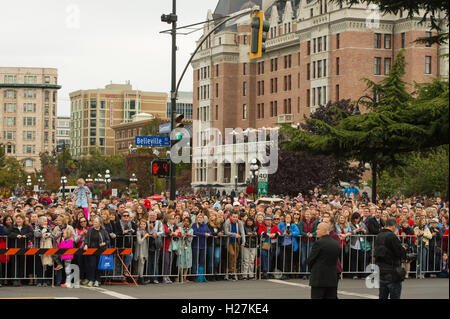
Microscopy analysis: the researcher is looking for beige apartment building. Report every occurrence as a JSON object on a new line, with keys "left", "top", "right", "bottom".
{"left": 191, "top": 0, "right": 449, "bottom": 192}
{"left": 56, "top": 116, "right": 70, "bottom": 147}
{"left": 0, "top": 67, "right": 60, "bottom": 172}
{"left": 69, "top": 83, "right": 167, "bottom": 157}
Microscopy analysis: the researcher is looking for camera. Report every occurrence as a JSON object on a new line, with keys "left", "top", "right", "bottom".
{"left": 286, "top": 225, "right": 291, "bottom": 235}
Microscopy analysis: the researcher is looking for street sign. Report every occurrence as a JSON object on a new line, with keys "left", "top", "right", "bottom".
{"left": 135, "top": 136, "right": 170, "bottom": 147}
{"left": 159, "top": 123, "right": 171, "bottom": 134}
{"left": 257, "top": 169, "right": 268, "bottom": 195}
{"left": 257, "top": 181, "right": 268, "bottom": 195}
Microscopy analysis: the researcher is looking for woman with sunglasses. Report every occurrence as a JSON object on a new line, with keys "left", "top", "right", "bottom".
{"left": 74, "top": 216, "right": 89, "bottom": 285}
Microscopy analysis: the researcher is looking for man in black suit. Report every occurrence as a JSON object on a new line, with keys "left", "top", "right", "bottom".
{"left": 307, "top": 222, "right": 341, "bottom": 299}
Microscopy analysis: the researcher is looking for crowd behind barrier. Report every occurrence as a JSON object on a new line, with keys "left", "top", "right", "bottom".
{"left": 0, "top": 185, "right": 449, "bottom": 288}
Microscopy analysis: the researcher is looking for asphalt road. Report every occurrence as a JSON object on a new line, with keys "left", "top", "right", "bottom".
{"left": 0, "top": 278, "right": 447, "bottom": 299}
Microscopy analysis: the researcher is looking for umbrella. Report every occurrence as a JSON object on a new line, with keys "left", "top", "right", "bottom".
{"left": 149, "top": 194, "right": 166, "bottom": 201}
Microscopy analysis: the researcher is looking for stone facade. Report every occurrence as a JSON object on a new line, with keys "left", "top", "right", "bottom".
{"left": 0, "top": 67, "right": 60, "bottom": 172}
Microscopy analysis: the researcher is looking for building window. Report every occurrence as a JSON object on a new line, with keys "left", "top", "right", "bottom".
{"left": 4, "top": 103, "right": 16, "bottom": 112}
{"left": 24, "top": 159, "right": 34, "bottom": 168}
{"left": 374, "top": 33, "right": 382, "bottom": 48}
{"left": 307, "top": 41, "right": 311, "bottom": 55}
{"left": 374, "top": 57, "right": 382, "bottom": 75}
{"left": 323, "top": 59, "right": 327, "bottom": 77}
{"left": 307, "top": 89, "right": 311, "bottom": 108}
{"left": 215, "top": 105, "right": 218, "bottom": 120}
{"left": 336, "top": 33, "right": 340, "bottom": 49}
{"left": 318, "top": 60, "right": 322, "bottom": 78}
{"left": 401, "top": 33, "right": 405, "bottom": 48}
{"left": 307, "top": 63, "right": 311, "bottom": 80}
{"left": 425, "top": 31, "right": 432, "bottom": 47}
{"left": 323, "top": 36, "right": 327, "bottom": 51}
{"left": 313, "top": 38, "right": 316, "bottom": 53}
{"left": 243, "top": 82, "right": 247, "bottom": 96}
{"left": 310, "top": 8, "right": 313, "bottom": 18}
{"left": 243, "top": 63, "right": 247, "bottom": 75}
{"left": 384, "top": 34, "right": 391, "bottom": 49}
{"left": 318, "top": 37, "right": 322, "bottom": 52}
{"left": 336, "top": 57, "right": 340, "bottom": 76}
{"left": 261, "top": 103, "right": 264, "bottom": 118}
{"left": 242, "top": 104, "right": 247, "bottom": 119}
{"left": 313, "top": 88, "right": 317, "bottom": 106}
{"left": 425, "top": 56, "right": 432, "bottom": 74}
{"left": 335, "top": 84, "right": 340, "bottom": 101}
{"left": 313, "top": 61, "right": 316, "bottom": 78}
{"left": 384, "top": 58, "right": 391, "bottom": 75}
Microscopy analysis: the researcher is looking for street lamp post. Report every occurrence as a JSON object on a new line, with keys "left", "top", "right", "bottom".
{"left": 60, "top": 176, "right": 67, "bottom": 200}
{"left": 26, "top": 175, "right": 32, "bottom": 194}
{"left": 94, "top": 173, "right": 104, "bottom": 199}
{"left": 249, "top": 159, "right": 260, "bottom": 201}
{"left": 105, "top": 170, "right": 111, "bottom": 189}
{"left": 354, "top": 89, "right": 378, "bottom": 203}
{"left": 38, "top": 175, "right": 45, "bottom": 196}
{"left": 130, "top": 173, "right": 138, "bottom": 197}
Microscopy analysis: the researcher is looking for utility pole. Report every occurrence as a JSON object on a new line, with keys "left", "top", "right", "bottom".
{"left": 161, "top": 4, "right": 255, "bottom": 201}
{"left": 162, "top": 0, "right": 178, "bottom": 201}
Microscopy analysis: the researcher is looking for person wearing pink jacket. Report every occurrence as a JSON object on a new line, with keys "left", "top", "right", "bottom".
{"left": 57, "top": 228, "right": 78, "bottom": 288}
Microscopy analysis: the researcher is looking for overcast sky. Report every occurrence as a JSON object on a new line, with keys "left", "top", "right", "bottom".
{"left": 0, "top": 0, "right": 217, "bottom": 116}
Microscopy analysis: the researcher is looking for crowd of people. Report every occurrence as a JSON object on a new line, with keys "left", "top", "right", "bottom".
{"left": 0, "top": 178, "right": 448, "bottom": 288}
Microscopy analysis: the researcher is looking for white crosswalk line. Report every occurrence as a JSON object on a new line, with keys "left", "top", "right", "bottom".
{"left": 268, "top": 279, "right": 378, "bottom": 299}
{"left": 80, "top": 286, "right": 136, "bottom": 299}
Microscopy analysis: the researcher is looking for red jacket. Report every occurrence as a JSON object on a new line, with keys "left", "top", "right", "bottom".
{"left": 162, "top": 223, "right": 180, "bottom": 252}
{"left": 257, "top": 224, "right": 282, "bottom": 236}
{"left": 443, "top": 227, "right": 449, "bottom": 253}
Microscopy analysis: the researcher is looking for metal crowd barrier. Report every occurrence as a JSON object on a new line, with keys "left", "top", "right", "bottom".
{"left": 1, "top": 231, "right": 449, "bottom": 285}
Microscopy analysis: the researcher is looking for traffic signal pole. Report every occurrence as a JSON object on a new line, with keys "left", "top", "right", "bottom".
{"left": 169, "top": 0, "right": 177, "bottom": 201}
{"left": 161, "top": 4, "right": 256, "bottom": 200}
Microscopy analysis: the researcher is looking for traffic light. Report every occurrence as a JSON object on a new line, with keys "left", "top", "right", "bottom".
{"left": 152, "top": 160, "right": 170, "bottom": 178}
{"left": 174, "top": 113, "right": 184, "bottom": 141}
{"left": 249, "top": 10, "right": 270, "bottom": 60}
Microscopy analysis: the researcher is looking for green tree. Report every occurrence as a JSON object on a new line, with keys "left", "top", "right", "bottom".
{"left": 0, "top": 157, "right": 27, "bottom": 190}
{"left": 281, "top": 50, "right": 449, "bottom": 186}
{"left": 378, "top": 145, "right": 449, "bottom": 198}
{"left": 141, "top": 117, "right": 163, "bottom": 136}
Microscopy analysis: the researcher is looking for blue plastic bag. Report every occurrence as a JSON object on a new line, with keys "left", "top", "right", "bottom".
{"left": 98, "top": 254, "right": 114, "bottom": 271}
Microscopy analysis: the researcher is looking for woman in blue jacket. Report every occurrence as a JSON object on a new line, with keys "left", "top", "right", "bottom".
{"left": 192, "top": 213, "right": 211, "bottom": 281}
{"left": 278, "top": 213, "right": 300, "bottom": 279}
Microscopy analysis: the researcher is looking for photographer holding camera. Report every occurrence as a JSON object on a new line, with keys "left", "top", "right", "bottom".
{"left": 374, "top": 217, "right": 407, "bottom": 299}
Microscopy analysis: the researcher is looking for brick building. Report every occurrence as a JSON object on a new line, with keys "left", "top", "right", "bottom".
{"left": 191, "top": 0, "right": 449, "bottom": 192}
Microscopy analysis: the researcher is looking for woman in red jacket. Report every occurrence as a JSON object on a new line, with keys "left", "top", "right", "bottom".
{"left": 258, "top": 215, "right": 282, "bottom": 279}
